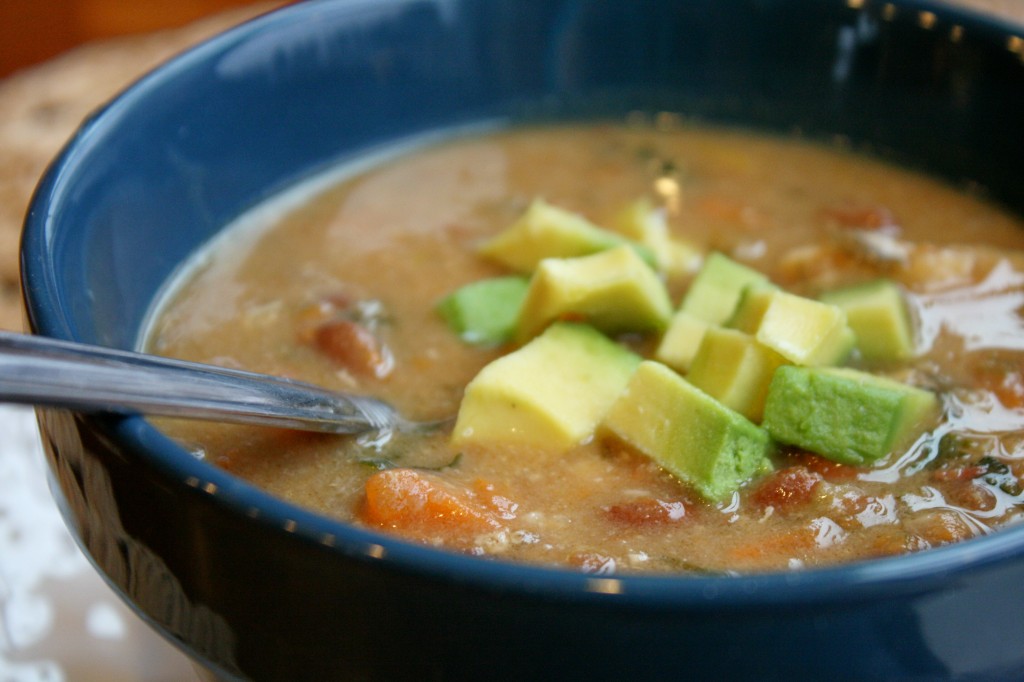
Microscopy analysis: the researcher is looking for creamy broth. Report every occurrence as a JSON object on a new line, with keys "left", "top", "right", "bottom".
{"left": 146, "top": 123, "right": 1024, "bottom": 574}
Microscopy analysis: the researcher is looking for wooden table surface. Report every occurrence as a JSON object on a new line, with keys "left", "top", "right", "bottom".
{"left": 0, "top": 3, "right": 280, "bottom": 332}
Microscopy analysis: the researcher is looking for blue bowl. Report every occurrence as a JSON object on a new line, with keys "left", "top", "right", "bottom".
{"left": 21, "top": 1, "right": 1024, "bottom": 679}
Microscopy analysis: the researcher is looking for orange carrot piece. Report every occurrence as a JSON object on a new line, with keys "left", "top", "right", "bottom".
{"left": 727, "top": 526, "right": 817, "bottom": 564}
{"left": 979, "top": 367, "right": 1024, "bottom": 409}
{"left": 360, "top": 469, "right": 506, "bottom": 539}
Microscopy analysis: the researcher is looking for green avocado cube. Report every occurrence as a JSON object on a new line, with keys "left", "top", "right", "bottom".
{"left": 686, "top": 327, "right": 789, "bottom": 423}
{"left": 729, "top": 287, "right": 855, "bottom": 366}
{"left": 436, "top": 276, "right": 530, "bottom": 346}
{"left": 654, "top": 310, "right": 712, "bottom": 373}
{"left": 601, "top": 360, "right": 773, "bottom": 502}
{"left": 819, "top": 279, "right": 915, "bottom": 361}
{"left": 609, "top": 198, "right": 702, "bottom": 276}
{"left": 762, "top": 366, "right": 940, "bottom": 465}
{"left": 452, "top": 323, "right": 641, "bottom": 451}
{"left": 478, "top": 198, "right": 655, "bottom": 273}
{"left": 515, "top": 245, "right": 673, "bottom": 343}
{"left": 679, "top": 251, "right": 772, "bottom": 325}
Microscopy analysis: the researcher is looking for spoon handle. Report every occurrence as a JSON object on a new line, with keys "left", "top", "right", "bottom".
{"left": 0, "top": 331, "right": 395, "bottom": 434}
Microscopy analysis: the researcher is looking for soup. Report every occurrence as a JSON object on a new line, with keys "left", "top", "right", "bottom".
{"left": 145, "top": 122, "right": 1024, "bottom": 574}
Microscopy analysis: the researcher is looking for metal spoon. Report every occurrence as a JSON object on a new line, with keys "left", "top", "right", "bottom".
{"left": 0, "top": 330, "right": 413, "bottom": 436}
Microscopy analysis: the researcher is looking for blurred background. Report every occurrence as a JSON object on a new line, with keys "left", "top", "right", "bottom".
{"left": 0, "top": 6, "right": 283, "bottom": 682}
{"left": 0, "top": 1, "right": 275, "bottom": 78}
{"left": 0, "top": 1, "right": 286, "bottom": 333}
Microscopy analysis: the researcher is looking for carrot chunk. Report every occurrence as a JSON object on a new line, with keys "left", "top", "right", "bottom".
{"left": 360, "top": 469, "right": 507, "bottom": 540}
{"left": 727, "top": 525, "right": 818, "bottom": 564}
{"left": 903, "top": 511, "right": 977, "bottom": 547}
{"left": 973, "top": 360, "right": 1024, "bottom": 409}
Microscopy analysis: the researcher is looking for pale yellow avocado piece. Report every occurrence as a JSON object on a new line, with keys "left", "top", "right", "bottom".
{"left": 819, "top": 279, "right": 915, "bottom": 361}
{"left": 653, "top": 252, "right": 770, "bottom": 372}
{"left": 452, "top": 323, "right": 641, "bottom": 451}
{"left": 729, "top": 287, "right": 855, "bottom": 366}
{"left": 609, "top": 198, "right": 702, "bottom": 277}
{"left": 515, "top": 245, "right": 673, "bottom": 343}
{"left": 478, "top": 198, "right": 654, "bottom": 273}
{"left": 726, "top": 282, "right": 783, "bottom": 331}
{"left": 653, "top": 310, "right": 711, "bottom": 373}
{"left": 686, "top": 327, "right": 789, "bottom": 422}
{"left": 679, "top": 251, "right": 772, "bottom": 325}
{"left": 601, "top": 361, "right": 772, "bottom": 502}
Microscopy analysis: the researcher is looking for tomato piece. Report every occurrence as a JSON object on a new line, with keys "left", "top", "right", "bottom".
{"left": 932, "top": 465, "right": 987, "bottom": 482}
{"left": 786, "top": 451, "right": 860, "bottom": 481}
{"left": 819, "top": 204, "right": 897, "bottom": 230}
{"left": 602, "top": 497, "right": 692, "bottom": 527}
{"left": 314, "top": 319, "right": 393, "bottom": 378}
{"left": 749, "top": 466, "right": 823, "bottom": 512}
{"left": 943, "top": 480, "right": 998, "bottom": 512}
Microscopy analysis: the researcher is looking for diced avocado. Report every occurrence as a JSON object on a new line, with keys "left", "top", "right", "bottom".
{"left": 762, "top": 365, "right": 940, "bottom": 466}
{"left": 515, "top": 245, "right": 673, "bottom": 343}
{"left": 663, "top": 240, "right": 705, "bottom": 278}
{"left": 478, "top": 198, "right": 655, "bottom": 273}
{"left": 819, "top": 279, "right": 915, "bottom": 361}
{"left": 729, "top": 287, "right": 855, "bottom": 366}
{"left": 686, "top": 327, "right": 788, "bottom": 422}
{"left": 452, "top": 322, "right": 641, "bottom": 451}
{"left": 436, "top": 276, "right": 530, "bottom": 346}
{"left": 726, "top": 282, "right": 780, "bottom": 331}
{"left": 610, "top": 198, "right": 702, "bottom": 277}
{"left": 653, "top": 310, "right": 711, "bottom": 373}
{"left": 679, "top": 251, "right": 772, "bottom": 325}
{"left": 601, "top": 360, "right": 773, "bottom": 502}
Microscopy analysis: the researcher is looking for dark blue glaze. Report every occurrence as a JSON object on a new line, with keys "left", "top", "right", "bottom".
{"left": 21, "top": 1, "right": 1024, "bottom": 679}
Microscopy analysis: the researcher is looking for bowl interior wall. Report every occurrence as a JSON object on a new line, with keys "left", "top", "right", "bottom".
{"left": 25, "top": 0, "right": 1024, "bottom": 348}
